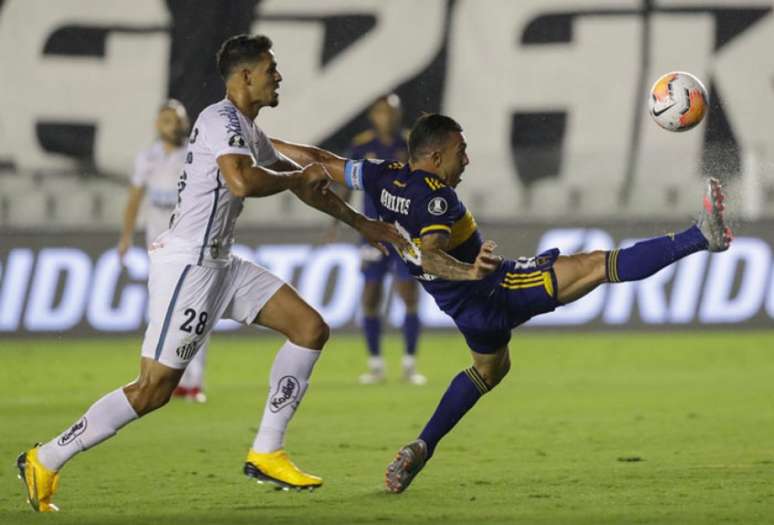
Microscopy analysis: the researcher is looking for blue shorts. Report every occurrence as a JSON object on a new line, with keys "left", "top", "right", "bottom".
{"left": 452, "top": 249, "right": 562, "bottom": 354}
{"left": 361, "top": 245, "right": 413, "bottom": 282}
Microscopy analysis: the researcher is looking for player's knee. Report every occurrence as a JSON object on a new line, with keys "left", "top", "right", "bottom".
{"left": 291, "top": 313, "right": 329, "bottom": 350}
{"left": 361, "top": 284, "right": 381, "bottom": 314}
{"left": 406, "top": 291, "right": 419, "bottom": 309}
{"left": 475, "top": 359, "right": 511, "bottom": 390}
{"left": 125, "top": 377, "right": 175, "bottom": 416}
{"left": 398, "top": 284, "right": 419, "bottom": 311}
{"left": 362, "top": 298, "right": 380, "bottom": 316}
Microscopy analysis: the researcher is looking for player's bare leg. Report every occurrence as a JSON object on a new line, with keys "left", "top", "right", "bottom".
{"left": 386, "top": 346, "right": 509, "bottom": 493}
{"left": 554, "top": 177, "right": 732, "bottom": 305}
{"left": 394, "top": 278, "right": 425, "bottom": 385}
{"left": 359, "top": 279, "right": 386, "bottom": 384}
{"left": 244, "top": 284, "right": 328, "bottom": 490}
{"left": 553, "top": 251, "right": 608, "bottom": 304}
{"left": 124, "top": 359, "right": 186, "bottom": 415}
{"left": 18, "top": 359, "right": 182, "bottom": 512}
{"left": 174, "top": 343, "right": 208, "bottom": 402}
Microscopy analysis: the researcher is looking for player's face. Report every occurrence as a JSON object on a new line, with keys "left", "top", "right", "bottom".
{"left": 369, "top": 99, "right": 401, "bottom": 136}
{"left": 438, "top": 132, "right": 469, "bottom": 188}
{"left": 156, "top": 108, "right": 188, "bottom": 146}
{"left": 247, "top": 51, "right": 282, "bottom": 107}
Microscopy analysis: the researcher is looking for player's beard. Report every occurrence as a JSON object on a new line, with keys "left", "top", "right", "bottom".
{"left": 450, "top": 169, "right": 464, "bottom": 188}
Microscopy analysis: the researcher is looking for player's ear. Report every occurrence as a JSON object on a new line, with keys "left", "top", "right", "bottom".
{"left": 431, "top": 150, "right": 442, "bottom": 167}
{"left": 241, "top": 67, "right": 252, "bottom": 85}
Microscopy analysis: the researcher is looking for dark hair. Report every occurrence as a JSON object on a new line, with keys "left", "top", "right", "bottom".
{"left": 216, "top": 34, "right": 273, "bottom": 80}
{"left": 408, "top": 114, "right": 463, "bottom": 161}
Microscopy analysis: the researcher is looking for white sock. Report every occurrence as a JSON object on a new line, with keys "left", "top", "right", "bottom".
{"left": 251, "top": 341, "right": 321, "bottom": 453}
{"left": 368, "top": 356, "right": 385, "bottom": 374}
{"left": 179, "top": 344, "right": 207, "bottom": 389}
{"left": 37, "top": 388, "right": 138, "bottom": 471}
{"left": 402, "top": 355, "right": 416, "bottom": 374}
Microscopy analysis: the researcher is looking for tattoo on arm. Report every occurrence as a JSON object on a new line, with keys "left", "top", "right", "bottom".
{"left": 421, "top": 234, "right": 476, "bottom": 281}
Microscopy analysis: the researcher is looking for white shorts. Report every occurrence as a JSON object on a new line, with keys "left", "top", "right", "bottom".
{"left": 140, "top": 254, "right": 284, "bottom": 369}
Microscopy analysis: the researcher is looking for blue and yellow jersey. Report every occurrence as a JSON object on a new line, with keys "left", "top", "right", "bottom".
{"left": 344, "top": 158, "right": 485, "bottom": 316}
{"left": 347, "top": 130, "right": 408, "bottom": 219}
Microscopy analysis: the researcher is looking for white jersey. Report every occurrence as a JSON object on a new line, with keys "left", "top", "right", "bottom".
{"left": 157, "top": 98, "right": 280, "bottom": 267}
{"left": 131, "top": 141, "right": 186, "bottom": 247}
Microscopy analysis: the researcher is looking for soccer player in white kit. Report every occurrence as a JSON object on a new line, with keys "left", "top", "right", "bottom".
{"left": 17, "top": 34, "right": 403, "bottom": 512}
{"left": 118, "top": 100, "right": 209, "bottom": 403}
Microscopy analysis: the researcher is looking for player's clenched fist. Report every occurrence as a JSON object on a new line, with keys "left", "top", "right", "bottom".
{"left": 471, "top": 240, "right": 502, "bottom": 279}
{"left": 289, "top": 163, "right": 332, "bottom": 206}
{"left": 300, "top": 162, "right": 331, "bottom": 190}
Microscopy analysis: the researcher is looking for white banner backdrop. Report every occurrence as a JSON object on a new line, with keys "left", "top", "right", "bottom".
{"left": 2, "top": 223, "right": 773, "bottom": 336}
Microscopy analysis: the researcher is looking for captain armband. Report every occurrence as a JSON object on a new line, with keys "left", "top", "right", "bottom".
{"left": 343, "top": 159, "right": 365, "bottom": 190}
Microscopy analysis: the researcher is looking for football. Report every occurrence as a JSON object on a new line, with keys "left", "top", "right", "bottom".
{"left": 648, "top": 71, "right": 709, "bottom": 132}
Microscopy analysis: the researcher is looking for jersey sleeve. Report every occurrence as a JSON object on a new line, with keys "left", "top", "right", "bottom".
{"left": 201, "top": 106, "right": 252, "bottom": 159}
{"left": 415, "top": 187, "right": 462, "bottom": 238}
{"left": 343, "top": 158, "right": 385, "bottom": 192}
{"left": 129, "top": 150, "right": 151, "bottom": 188}
{"left": 252, "top": 125, "right": 281, "bottom": 167}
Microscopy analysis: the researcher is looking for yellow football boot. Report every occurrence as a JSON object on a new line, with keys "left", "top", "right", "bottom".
{"left": 16, "top": 445, "right": 60, "bottom": 512}
{"left": 244, "top": 449, "right": 322, "bottom": 490}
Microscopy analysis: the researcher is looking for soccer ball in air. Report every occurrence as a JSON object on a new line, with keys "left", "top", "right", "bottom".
{"left": 648, "top": 71, "right": 709, "bottom": 132}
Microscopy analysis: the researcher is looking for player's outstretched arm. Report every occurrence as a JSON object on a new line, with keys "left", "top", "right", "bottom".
{"left": 421, "top": 235, "right": 501, "bottom": 281}
{"left": 118, "top": 185, "right": 145, "bottom": 260}
{"left": 218, "top": 153, "right": 308, "bottom": 198}
{"left": 285, "top": 164, "right": 406, "bottom": 253}
{"left": 270, "top": 138, "right": 347, "bottom": 185}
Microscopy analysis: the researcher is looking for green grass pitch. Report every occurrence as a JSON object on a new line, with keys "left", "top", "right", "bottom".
{"left": 1, "top": 331, "right": 773, "bottom": 524}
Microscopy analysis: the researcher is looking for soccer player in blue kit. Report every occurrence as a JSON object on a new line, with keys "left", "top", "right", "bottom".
{"left": 271, "top": 113, "right": 733, "bottom": 493}
{"left": 337, "top": 94, "right": 425, "bottom": 385}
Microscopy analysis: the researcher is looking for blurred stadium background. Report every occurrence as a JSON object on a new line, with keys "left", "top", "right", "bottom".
{"left": 1, "top": 0, "right": 773, "bottom": 336}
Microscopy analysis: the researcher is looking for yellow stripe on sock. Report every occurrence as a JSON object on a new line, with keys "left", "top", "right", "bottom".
{"left": 464, "top": 368, "right": 489, "bottom": 394}
{"left": 607, "top": 249, "right": 620, "bottom": 283}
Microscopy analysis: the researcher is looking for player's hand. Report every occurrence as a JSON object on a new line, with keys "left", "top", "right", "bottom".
{"left": 357, "top": 218, "right": 408, "bottom": 257}
{"left": 293, "top": 162, "right": 332, "bottom": 206}
{"left": 471, "top": 240, "right": 502, "bottom": 279}
{"left": 300, "top": 163, "right": 331, "bottom": 193}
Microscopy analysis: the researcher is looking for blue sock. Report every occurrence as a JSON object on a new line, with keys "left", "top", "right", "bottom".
{"left": 607, "top": 225, "right": 708, "bottom": 283}
{"left": 402, "top": 312, "right": 420, "bottom": 356}
{"left": 419, "top": 368, "right": 489, "bottom": 459}
{"left": 363, "top": 316, "right": 381, "bottom": 357}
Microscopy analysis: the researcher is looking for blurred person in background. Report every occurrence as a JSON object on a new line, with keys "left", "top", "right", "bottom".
{"left": 117, "top": 100, "right": 208, "bottom": 403}
{"left": 329, "top": 95, "right": 425, "bottom": 385}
